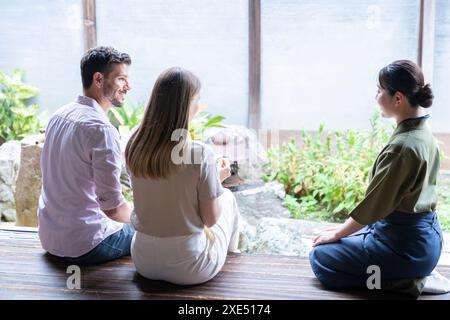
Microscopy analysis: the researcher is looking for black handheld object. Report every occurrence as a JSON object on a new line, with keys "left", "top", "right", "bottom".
{"left": 230, "top": 161, "right": 239, "bottom": 175}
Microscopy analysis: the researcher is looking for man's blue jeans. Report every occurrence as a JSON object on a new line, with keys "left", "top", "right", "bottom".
{"left": 65, "top": 224, "right": 135, "bottom": 265}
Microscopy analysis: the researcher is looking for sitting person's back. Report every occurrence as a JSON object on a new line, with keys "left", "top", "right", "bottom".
{"left": 39, "top": 97, "right": 124, "bottom": 256}
{"left": 38, "top": 46, "right": 135, "bottom": 265}
{"left": 131, "top": 141, "right": 220, "bottom": 238}
{"left": 126, "top": 67, "right": 241, "bottom": 285}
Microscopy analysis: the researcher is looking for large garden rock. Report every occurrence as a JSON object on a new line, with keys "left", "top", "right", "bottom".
{"left": 438, "top": 233, "right": 450, "bottom": 265}
{"left": 205, "top": 125, "right": 268, "bottom": 182}
{"left": 242, "top": 217, "right": 339, "bottom": 256}
{"left": 232, "top": 181, "right": 290, "bottom": 226}
{"left": 0, "top": 141, "right": 21, "bottom": 222}
{"left": 230, "top": 180, "right": 319, "bottom": 256}
{"left": 238, "top": 218, "right": 257, "bottom": 252}
{"left": 14, "top": 142, "right": 42, "bottom": 227}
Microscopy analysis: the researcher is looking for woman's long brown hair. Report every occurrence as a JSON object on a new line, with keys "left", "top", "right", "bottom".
{"left": 125, "top": 67, "right": 201, "bottom": 179}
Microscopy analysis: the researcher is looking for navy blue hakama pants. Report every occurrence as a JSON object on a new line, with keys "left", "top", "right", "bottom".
{"left": 309, "top": 211, "right": 443, "bottom": 289}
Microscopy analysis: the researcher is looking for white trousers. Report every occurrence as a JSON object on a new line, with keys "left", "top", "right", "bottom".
{"left": 131, "top": 189, "right": 241, "bottom": 285}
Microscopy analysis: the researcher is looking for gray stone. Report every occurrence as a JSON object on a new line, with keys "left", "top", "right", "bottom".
{"left": 238, "top": 218, "right": 257, "bottom": 253}
{"left": 204, "top": 125, "right": 268, "bottom": 182}
{"left": 438, "top": 233, "right": 450, "bottom": 265}
{"left": 245, "top": 217, "right": 339, "bottom": 257}
{"left": 0, "top": 141, "right": 21, "bottom": 222}
{"left": 0, "top": 141, "right": 21, "bottom": 185}
{"left": 0, "top": 187, "right": 15, "bottom": 203}
{"left": 14, "top": 143, "right": 42, "bottom": 227}
{"left": 233, "top": 181, "right": 290, "bottom": 226}
{"left": 230, "top": 180, "right": 345, "bottom": 256}
{"left": 1, "top": 208, "right": 17, "bottom": 222}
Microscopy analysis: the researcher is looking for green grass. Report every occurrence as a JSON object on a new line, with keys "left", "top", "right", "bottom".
{"left": 283, "top": 173, "right": 450, "bottom": 231}
{"left": 283, "top": 194, "right": 345, "bottom": 223}
{"left": 437, "top": 174, "right": 450, "bottom": 232}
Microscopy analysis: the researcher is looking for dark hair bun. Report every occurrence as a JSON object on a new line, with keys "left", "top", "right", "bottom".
{"left": 414, "top": 83, "right": 433, "bottom": 108}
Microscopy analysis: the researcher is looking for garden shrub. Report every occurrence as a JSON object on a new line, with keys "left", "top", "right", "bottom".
{"left": 0, "top": 69, "right": 42, "bottom": 144}
{"left": 263, "top": 111, "right": 392, "bottom": 222}
{"left": 108, "top": 100, "right": 225, "bottom": 142}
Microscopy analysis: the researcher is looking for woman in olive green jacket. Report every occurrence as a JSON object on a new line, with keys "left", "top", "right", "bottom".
{"left": 309, "top": 60, "right": 444, "bottom": 296}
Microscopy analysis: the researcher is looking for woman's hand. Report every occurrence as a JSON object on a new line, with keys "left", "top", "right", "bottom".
{"left": 311, "top": 217, "right": 365, "bottom": 247}
{"left": 312, "top": 227, "right": 341, "bottom": 247}
{"left": 217, "top": 158, "right": 231, "bottom": 182}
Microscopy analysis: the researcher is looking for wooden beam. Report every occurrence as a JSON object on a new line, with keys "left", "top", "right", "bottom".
{"left": 83, "top": 0, "right": 97, "bottom": 51}
{"left": 418, "top": 0, "right": 424, "bottom": 67}
{"left": 418, "top": 0, "right": 436, "bottom": 83}
{"left": 248, "top": 0, "right": 261, "bottom": 130}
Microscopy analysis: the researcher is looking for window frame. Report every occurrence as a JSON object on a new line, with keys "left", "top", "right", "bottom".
{"left": 82, "top": 0, "right": 437, "bottom": 130}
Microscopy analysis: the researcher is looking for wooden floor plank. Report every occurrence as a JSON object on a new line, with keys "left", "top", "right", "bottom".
{"left": 1, "top": 229, "right": 449, "bottom": 300}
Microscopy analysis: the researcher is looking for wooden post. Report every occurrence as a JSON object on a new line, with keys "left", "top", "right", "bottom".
{"left": 83, "top": 0, "right": 97, "bottom": 51}
{"left": 248, "top": 0, "right": 261, "bottom": 130}
{"left": 418, "top": 0, "right": 435, "bottom": 83}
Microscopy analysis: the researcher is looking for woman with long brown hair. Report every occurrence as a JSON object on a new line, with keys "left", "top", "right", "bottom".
{"left": 125, "top": 67, "right": 240, "bottom": 285}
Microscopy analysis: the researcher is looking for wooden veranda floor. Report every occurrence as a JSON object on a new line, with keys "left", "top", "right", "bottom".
{"left": 1, "top": 228, "right": 449, "bottom": 300}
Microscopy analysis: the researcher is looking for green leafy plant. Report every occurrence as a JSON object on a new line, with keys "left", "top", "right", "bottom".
{"left": 0, "top": 69, "right": 42, "bottom": 144}
{"left": 108, "top": 100, "right": 225, "bottom": 142}
{"left": 189, "top": 111, "right": 225, "bottom": 140}
{"left": 263, "top": 110, "right": 392, "bottom": 222}
{"left": 107, "top": 99, "right": 145, "bottom": 137}
{"left": 437, "top": 174, "right": 450, "bottom": 232}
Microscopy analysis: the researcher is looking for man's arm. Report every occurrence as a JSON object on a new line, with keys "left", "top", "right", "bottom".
{"left": 90, "top": 125, "right": 132, "bottom": 223}
{"left": 103, "top": 202, "right": 132, "bottom": 223}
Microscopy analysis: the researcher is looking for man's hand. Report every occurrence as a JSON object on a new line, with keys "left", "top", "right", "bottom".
{"left": 104, "top": 202, "right": 132, "bottom": 223}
